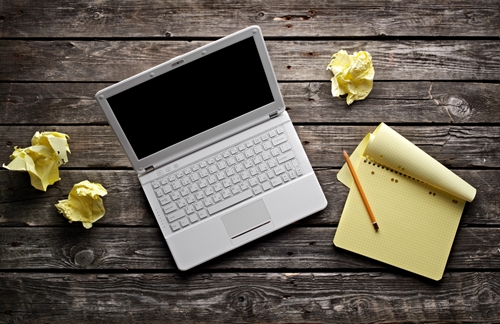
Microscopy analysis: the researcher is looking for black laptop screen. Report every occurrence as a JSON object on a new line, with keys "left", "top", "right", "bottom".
{"left": 107, "top": 36, "right": 275, "bottom": 160}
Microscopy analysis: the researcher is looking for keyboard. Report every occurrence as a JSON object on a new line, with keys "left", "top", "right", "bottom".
{"left": 151, "top": 124, "right": 304, "bottom": 232}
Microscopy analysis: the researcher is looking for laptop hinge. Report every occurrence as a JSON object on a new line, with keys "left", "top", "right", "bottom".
{"left": 269, "top": 110, "right": 278, "bottom": 119}
{"left": 145, "top": 165, "right": 155, "bottom": 173}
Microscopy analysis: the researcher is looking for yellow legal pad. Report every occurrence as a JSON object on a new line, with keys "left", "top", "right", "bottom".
{"left": 333, "top": 123, "right": 476, "bottom": 280}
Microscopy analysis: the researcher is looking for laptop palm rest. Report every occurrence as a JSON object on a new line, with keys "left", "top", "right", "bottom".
{"left": 221, "top": 199, "right": 274, "bottom": 245}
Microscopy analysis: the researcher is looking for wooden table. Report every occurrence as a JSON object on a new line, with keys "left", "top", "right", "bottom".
{"left": 1, "top": 1, "right": 499, "bottom": 322}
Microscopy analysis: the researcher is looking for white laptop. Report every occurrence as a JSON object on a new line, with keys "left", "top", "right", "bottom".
{"left": 95, "top": 25, "right": 327, "bottom": 270}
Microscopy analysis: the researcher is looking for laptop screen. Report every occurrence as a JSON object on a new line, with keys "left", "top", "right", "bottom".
{"left": 107, "top": 36, "right": 275, "bottom": 160}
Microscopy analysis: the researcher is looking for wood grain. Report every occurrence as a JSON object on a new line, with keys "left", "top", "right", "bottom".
{"left": 2, "top": 125, "right": 498, "bottom": 169}
{"left": 1, "top": 169, "right": 499, "bottom": 227}
{"left": 1, "top": 0, "right": 499, "bottom": 322}
{"left": 1, "top": 40, "right": 499, "bottom": 81}
{"left": 0, "top": 226, "right": 499, "bottom": 271}
{"left": 2, "top": 82, "right": 499, "bottom": 124}
{"left": 1, "top": 272, "right": 499, "bottom": 323}
{"left": 1, "top": 0, "right": 499, "bottom": 37}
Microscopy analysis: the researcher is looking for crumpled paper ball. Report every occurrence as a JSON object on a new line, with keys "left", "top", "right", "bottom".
{"left": 326, "top": 50, "right": 375, "bottom": 105}
{"left": 3, "top": 132, "right": 70, "bottom": 191}
{"left": 55, "top": 180, "right": 108, "bottom": 229}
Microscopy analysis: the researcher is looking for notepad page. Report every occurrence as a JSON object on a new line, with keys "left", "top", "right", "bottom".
{"left": 365, "top": 123, "right": 476, "bottom": 202}
{"left": 335, "top": 123, "right": 474, "bottom": 280}
{"left": 334, "top": 157, "right": 466, "bottom": 280}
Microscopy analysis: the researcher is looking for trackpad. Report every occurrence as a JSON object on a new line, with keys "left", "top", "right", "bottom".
{"left": 221, "top": 199, "right": 272, "bottom": 242}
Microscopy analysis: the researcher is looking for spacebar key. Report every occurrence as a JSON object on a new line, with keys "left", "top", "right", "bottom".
{"left": 207, "top": 190, "right": 253, "bottom": 215}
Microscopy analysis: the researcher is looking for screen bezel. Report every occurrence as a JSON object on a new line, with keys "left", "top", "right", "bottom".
{"left": 96, "top": 26, "right": 285, "bottom": 173}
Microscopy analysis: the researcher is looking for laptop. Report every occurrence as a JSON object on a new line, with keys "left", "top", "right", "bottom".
{"left": 95, "top": 25, "right": 327, "bottom": 270}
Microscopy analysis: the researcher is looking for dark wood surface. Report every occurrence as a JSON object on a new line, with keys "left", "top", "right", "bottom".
{"left": 1, "top": 1, "right": 499, "bottom": 323}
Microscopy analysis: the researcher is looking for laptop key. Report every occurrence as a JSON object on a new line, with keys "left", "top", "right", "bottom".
{"left": 177, "top": 199, "right": 187, "bottom": 208}
{"left": 163, "top": 203, "right": 177, "bottom": 214}
{"left": 223, "top": 167, "right": 233, "bottom": 178}
{"left": 253, "top": 185, "right": 263, "bottom": 195}
{"left": 198, "top": 209, "right": 208, "bottom": 219}
{"left": 263, "top": 141, "right": 272, "bottom": 150}
{"left": 217, "top": 161, "right": 227, "bottom": 169}
{"left": 186, "top": 194, "right": 195, "bottom": 204}
{"left": 180, "top": 187, "right": 190, "bottom": 196}
{"left": 172, "top": 180, "right": 182, "bottom": 190}
{"left": 170, "top": 191, "right": 181, "bottom": 200}
{"left": 222, "top": 189, "right": 232, "bottom": 199}
{"left": 160, "top": 195, "right": 171, "bottom": 205}
{"left": 213, "top": 192, "right": 223, "bottom": 203}
{"left": 162, "top": 184, "right": 173, "bottom": 194}
{"left": 170, "top": 221, "right": 181, "bottom": 232}
{"left": 199, "top": 168, "right": 209, "bottom": 177}
{"left": 186, "top": 205, "right": 195, "bottom": 214}
{"left": 240, "top": 181, "right": 249, "bottom": 191}
{"left": 231, "top": 185, "right": 241, "bottom": 195}
{"left": 277, "top": 151, "right": 295, "bottom": 164}
{"left": 272, "top": 135, "right": 287, "bottom": 146}
{"left": 203, "top": 197, "right": 213, "bottom": 206}
{"left": 249, "top": 177, "right": 259, "bottom": 187}
{"left": 166, "top": 209, "right": 186, "bottom": 222}
{"left": 198, "top": 179, "right": 208, "bottom": 188}
{"left": 188, "top": 214, "right": 199, "bottom": 223}
{"left": 179, "top": 217, "right": 190, "bottom": 227}
{"left": 280, "top": 142, "right": 291, "bottom": 152}
{"left": 271, "top": 177, "right": 283, "bottom": 187}
{"left": 274, "top": 165, "right": 286, "bottom": 176}
{"left": 194, "top": 201, "right": 204, "bottom": 210}
{"left": 194, "top": 191, "right": 204, "bottom": 200}
{"left": 207, "top": 189, "right": 253, "bottom": 215}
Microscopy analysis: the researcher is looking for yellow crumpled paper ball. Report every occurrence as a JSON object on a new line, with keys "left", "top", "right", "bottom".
{"left": 55, "top": 180, "right": 108, "bottom": 229}
{"left": 2, "top": 132, "right": 70, "bottom": 191}
{"left": 326, "top": 50, "right": 375, "bottom": 105}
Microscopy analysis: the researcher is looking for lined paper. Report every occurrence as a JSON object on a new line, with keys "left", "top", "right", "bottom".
{"left": 334, "top": 123, "right": 476, "bottom": 280}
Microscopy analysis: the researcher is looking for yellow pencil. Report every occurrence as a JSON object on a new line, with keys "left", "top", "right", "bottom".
{"left": 343, "top": 150, "right": 379, "bottom": 230}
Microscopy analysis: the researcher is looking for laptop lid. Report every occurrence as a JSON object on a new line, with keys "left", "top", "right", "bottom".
{"left": 95, "top": 26, "right": 285, "bottom": 174}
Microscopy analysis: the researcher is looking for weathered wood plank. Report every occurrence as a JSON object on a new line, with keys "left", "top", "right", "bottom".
{"left": 1, "top": 272, "right": 499, "bottom": 323}
{"left": 1, "top": 0, "right": 499, "bottom": 38}
{"left": 297, "top": 125, "right": 500, "bottom": 168}
{"left": 1, "top": 169, "right": 498, "bottom": 227}
{"left": 285, "top": 81, "right": 500, "bottom": 124}
{"left": 0, "top": 170, "right": 152, "bottom": 227}
{"left": 1, "top": 40, "right": 499, "bottom": 81}
{"left": 0, "top": 82, "right": 109, "bottom": 125}
{"left": 2, "top": 82, "right": 500, "bottom": 124}
{"left": 2, "top": 125, "right": 498, "bottom": 168}
{"left": 0, "top": 227, "right": 498, "bottom": 271}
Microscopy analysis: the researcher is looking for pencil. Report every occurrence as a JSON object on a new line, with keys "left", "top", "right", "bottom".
{"left": 343, "top": 150, "right": 379, "bottom": 230}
